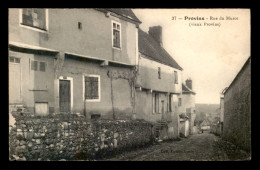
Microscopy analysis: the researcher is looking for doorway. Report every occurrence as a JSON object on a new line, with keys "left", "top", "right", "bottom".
{"left": 59, "top": 79, "right": 71, "bottom": 113}
{"left": 9, "top": 57, "right": 21, "bottom": 104}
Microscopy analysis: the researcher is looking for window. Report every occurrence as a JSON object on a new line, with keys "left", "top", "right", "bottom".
{"left": 39, "top": 62, "right": 46, "bottom": 72}
{"left": 31, "top": 60, "right": 38, "bottom": 71}
{"left": 174, "top": 71, "right": 178, "bottom": 84}
{"left": 112, "top": 21, "right": 121, "bottom": 48}
{"left": 9, "top": 57, "right": 20, "bottom": 63}
{"left": 178, "top": 98, "right": 182, "bottom": 106}
{"left": 169, "top": 94, "right": 172, "bottom": 112}
{"left": 21, "top": 8, "right": 47, "bottom": 31}
{"left": 153, "top": 93, "right": 159, "bottom": 113}
{"left": 31, "top": 60, "right": 46, "bottom": 72}
{"left": 91, "top": 114, "right": 101, "bottom": 120}
{"left": 85, "top": 75, "right": 100, "bottom": 101}
{"left": 78, "top": 22, "right": 82, "bottom": 30}
{"left": 158, "top": 67, "right": 161, "bottom": 79}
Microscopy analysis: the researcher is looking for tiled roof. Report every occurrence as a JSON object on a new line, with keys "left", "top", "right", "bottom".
{"left": 104, "top": 8, "right": 142, "bottom": 23}
{"left": 182, "top": 83, "right": 196, "bottom": 94}
{"left": 138, "top": 29, "right": 183, "bottom": 70}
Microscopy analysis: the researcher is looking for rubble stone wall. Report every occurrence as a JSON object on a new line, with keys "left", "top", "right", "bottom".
{"left": 9, "top": 114, "right": 153, "bottom": 161}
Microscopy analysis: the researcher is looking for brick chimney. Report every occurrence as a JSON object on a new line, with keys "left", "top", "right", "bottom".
{"left": 148, "top": 26, "right": 163, "bottom": 47}
{"left": 186, "top": 79, "right": 192, "bottom": 90}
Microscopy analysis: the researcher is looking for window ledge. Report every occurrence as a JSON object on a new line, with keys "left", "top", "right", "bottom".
{"left": 20, "top": 23, "right": 48, "bottom": 33}
{"left": 85, "top": 99, "right": 101, "bottom": 102}
{"left": 29, "top": 89, "right": 48, "bottom": 91}
{"left": 112, "top": 46, "right": 122, "bottom": 51}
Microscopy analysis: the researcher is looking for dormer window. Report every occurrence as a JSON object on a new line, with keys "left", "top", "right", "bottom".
{"left": 21, "top": 8, "right": 47, "bottom": 31}
{"left": 112, "top": 21, "right": 121, "bottom": 49}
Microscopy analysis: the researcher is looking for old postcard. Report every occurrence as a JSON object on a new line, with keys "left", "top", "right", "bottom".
{"left": 9, "top": 8, "right": 251, "bottom": 161}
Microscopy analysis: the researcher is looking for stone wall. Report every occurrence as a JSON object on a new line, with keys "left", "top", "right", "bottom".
{"left": 223, "top": 57, "right": 251, "bottom": 152}
{"left": 9, "top": 114, "right": 153, "bottom": 161}
{"left": 210, "top": 124, "right": 221, "bottom": 136}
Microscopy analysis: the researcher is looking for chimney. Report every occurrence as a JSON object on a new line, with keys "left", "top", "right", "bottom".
{"left": 186, "top": 79, "right": 192, "bottom": 90}
{"left": 148, "top": 26, "right": 163, "bottom": 47}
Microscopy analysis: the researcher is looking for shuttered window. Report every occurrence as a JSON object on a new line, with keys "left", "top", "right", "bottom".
{"left": 153, "top": 93, "right": 159, "bottom": 113}
{"left": 31, "top": 60, "right": 46, "bottom": 72}
{"left": 39, "top": 62, "right": 46, "bottom": 72}
{"left": 85, "top": 76, "right": 99, "bottom": 100}
{"left": 169, "top": 94, "right": 172, "bottom": 112}
{"left": 31, "top": 60, "right": 38, "bottom": 71}
{"left": 22, "top": 8, "right": 47, "bottom": 30}
{"left": 9, "top": 56, "right": 20, "bottom": 63}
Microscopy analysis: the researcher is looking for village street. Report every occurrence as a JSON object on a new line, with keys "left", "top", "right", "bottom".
{"left": 102, "top": 132, "right": 250, "bottom": 161}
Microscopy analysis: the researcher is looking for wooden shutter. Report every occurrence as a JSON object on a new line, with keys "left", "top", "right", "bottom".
{"left": 92, "top": 77, "right": 99, "bottom": 99}
{"left": 31, "top": 60, "right": 38, "bottom": 71}
{"left": 152, "top": 93, "right": 155, "bottom": 113}
{"left": 155, "top": 94, "right": 159, "bottom": 113}
{"left": 85, "top": 77, "right": 92, "bottom": 99}
{"left": 169, "top": 94, "right": 172, "bottom": 112}
{"left": 39, "top": 62, "right": 46, "bottom": 72}
{"left": 85, "top": 76, "right": 99, "bottom": 100}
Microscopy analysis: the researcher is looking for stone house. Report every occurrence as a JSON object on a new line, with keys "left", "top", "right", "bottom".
{"left": 179, "top": 114, "right": 190, "bottom": 137}
{"left": 135, "top": 26, "right": 183, "bottom": 139}
{"left": 9, "top": 8, "right": 196, "bottom": 140}
{"left": 9, "top": 8, "right": 141, "bottom": 120}
{"left": 219, "top": 87, "right": 227, "bottom": 135}
{"left": 178, "top": 79, "right": 196, "bottom": 135}
{"left": 223, "top": 56, "right": 251, "bottom": 152}
{"left": 200, "top": 119, "right": 211, "bottom": 130}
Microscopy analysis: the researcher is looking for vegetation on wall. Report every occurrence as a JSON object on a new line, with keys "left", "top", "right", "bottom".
{"left": 9, "top": 112, "right": 153, "bottom": 161}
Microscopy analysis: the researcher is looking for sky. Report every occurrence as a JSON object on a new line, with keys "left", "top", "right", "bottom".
{"left": 132, "top": 9, "right": 250, "bottom": 104}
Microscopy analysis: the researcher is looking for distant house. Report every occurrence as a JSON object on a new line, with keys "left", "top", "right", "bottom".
{"left": 178, "top": 79, "right": 196, "bottom": 114}
{"left": 179, "top": 113, "right": 189, "bottom": 137}
{"left": 135, "top": 26, "right": 183, "bottom": 140}
{"left": 178, "top": 79, "right": 196, "bottom": 134}
{"left": 200, "top": 119, "right": 211, "bottom": 130}
{"left": 9, "top": 8, "right": 141, "bottom": 120}
{"left": 223, "top": 56, "right": 251, "bottom": 152}
{"left": 219, "top": 87, "right": 227, "bottom": 135}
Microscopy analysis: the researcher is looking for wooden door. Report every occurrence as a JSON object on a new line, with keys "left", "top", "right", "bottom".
{"left": 161, "top": 100, "right": 164, "bottom": 114}
{"left": 9, "top": 59, "right": 21, "bottom": 103}
{"left": 59, "top": 80, "right": 70, "bottom": 113}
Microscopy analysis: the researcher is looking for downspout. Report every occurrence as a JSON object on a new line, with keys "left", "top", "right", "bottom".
{"left": 110, "top": 75, "right": 116, "bottom": 120}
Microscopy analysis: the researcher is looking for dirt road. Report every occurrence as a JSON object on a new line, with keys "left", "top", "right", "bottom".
{"left": 102, "top": 132, "right": 250, "bottom": 161}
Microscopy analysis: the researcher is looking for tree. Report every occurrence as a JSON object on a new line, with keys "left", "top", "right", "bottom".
{"left": 194, "top": 111, "right": 206, "bottom": 125}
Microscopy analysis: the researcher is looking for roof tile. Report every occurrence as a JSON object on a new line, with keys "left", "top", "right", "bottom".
{"left": 138, "top": 29, "right": 183, "bottom": 70}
